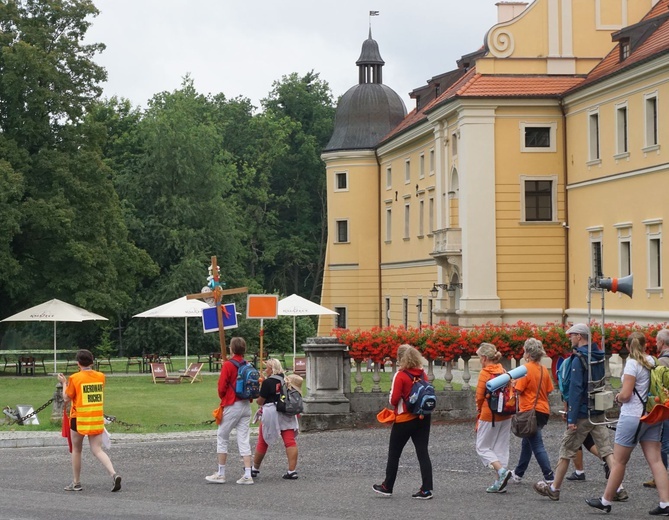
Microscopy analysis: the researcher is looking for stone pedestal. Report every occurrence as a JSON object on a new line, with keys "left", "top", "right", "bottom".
{"left": 303, "top": 337, "right": 350, "bottom": 414}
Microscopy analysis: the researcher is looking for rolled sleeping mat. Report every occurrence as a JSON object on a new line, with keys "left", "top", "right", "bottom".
{"left": 485, "top": 365, "right": 528, "bottom": 392}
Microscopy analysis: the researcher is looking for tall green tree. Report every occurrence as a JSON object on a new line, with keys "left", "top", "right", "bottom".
{"left": 261, "top": 72, "right": 335, "bottom": 299}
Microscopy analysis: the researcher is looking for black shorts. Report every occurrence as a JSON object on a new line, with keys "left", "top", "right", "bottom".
{"left": 70, "top": 418, "right": 78, "bottom": 433}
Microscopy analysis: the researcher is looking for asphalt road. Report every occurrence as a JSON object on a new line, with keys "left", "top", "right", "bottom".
{"left": 0, "top": 419, "right": 663, "bottom": 520}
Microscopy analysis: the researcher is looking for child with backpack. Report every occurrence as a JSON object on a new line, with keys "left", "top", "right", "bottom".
{"left": 475, "top": 342, "right": 513, "bottom": 494}
{"left": 372, "top": 344, "right": 434, "bottom": 500}
{"left": 251, "top": 359, "right": 301, "bottom": 480}
{"left": 206, "top": 337, "right": 258, "bottom": 485}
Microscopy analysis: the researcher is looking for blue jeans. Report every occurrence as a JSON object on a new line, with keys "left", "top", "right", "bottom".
{"left": 662, "top": 420, "right": 669, "bottom": 468}
{"left": 513, "top": 425, "right": 554, "bottom": 481}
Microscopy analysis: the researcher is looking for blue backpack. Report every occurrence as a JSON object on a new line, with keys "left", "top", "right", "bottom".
{"left": 404, "top": 371, "right": 437, "bottom": 416}
{"left": 557, "top": 352, "right": 587, "bottom": 401}
{"left": 230, "top": 359, "right": 260, "bottom": 399}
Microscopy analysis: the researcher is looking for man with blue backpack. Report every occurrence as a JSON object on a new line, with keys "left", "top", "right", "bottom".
{"left": 534, "top": 323, "right": 621, "bottom": 502}
{"left": 206, "top": 337, "right": 260, "bottom": 485}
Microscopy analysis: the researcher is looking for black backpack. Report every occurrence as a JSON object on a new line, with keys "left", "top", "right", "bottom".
{"left": 270, "top": 375, "right": 304, "bottom": 416}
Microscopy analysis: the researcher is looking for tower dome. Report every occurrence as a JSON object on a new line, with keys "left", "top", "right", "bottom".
{"left": 325, "top": 30, "right": 406, "bottom": 152}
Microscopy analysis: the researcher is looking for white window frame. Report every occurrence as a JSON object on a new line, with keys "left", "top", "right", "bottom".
{"left": 418, "top": 199, "right": 425, "bottom": 238}
{"left": 588, "top": 227, "right": 604, "bottom": 279}
{"left": 419, "top": 153, "right": 425, "bottom": 179}
{"left": 519, "top": 122, "right": 557, "bottom": 153}
{"left": 404, "top": 159, "right": 411, "bottom": 184}
{"left": 520, "top": 175, "right": 558, "bottom": 223}
{"left": 385, "top": 207, "right": 392, "bottom": 243}
{"left": 615, "top": 223, "right": 632, "bottom": 278}
{"left": 386, "top": 166, "right": 392, "bottom": 190}
{"left": 644, "top": 92, "right": 659, "bottom": 150}
{"left": 451, "top": 133, "right": 458, "bottom": 157}
{"left": 428, "top": 197, "right": 435, "bottom": 235}
{"left": 404, "top": 202, "right": 410, "bottom": 240}
{"left": 615, "top": 103, "right": 629, "bottom": 157}
{"left": 334, "top": 171, "right": 349, "bottom": 192}
{"left": 588, "top": 110, "right": 601, "bottom": 163}
{"left": 335, "top": 219, "right": 349, "bottom": 244}
{"left": 429, "top": 149, "right": 435, "bottom": 176}
{"left": 645, "top": 219, "right": 663, "bottom": 291}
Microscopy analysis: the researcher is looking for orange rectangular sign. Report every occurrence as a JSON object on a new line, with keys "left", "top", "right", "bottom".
{"left": 246, "top": 294, "right": 278, "bottom": 319}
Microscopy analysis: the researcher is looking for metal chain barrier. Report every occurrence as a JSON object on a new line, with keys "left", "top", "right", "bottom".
{"left": 2, "top": 398, "right": 54, "bottom": 424}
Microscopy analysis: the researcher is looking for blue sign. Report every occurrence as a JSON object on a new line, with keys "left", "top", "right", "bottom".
{"left": 202, "top": 303, "right": 238, "bottom": 333}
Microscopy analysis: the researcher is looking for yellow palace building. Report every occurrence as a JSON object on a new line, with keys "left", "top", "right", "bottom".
{"left": 318, "top": 0, "right": 669, "bottom": 334}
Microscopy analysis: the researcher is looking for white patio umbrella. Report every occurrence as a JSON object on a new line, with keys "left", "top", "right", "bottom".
{"left": 1, "top": 299, "right": 108, "bottom": 373}
{"left": 133, "top": 296, "right": 209, "bottom": 369}
{"left": 278, "top": 294, "right": 338, "bottom": 362}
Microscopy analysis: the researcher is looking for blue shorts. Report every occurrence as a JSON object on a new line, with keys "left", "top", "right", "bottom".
{"left": 614, "top": 414, "right": 661, "bottom": 447}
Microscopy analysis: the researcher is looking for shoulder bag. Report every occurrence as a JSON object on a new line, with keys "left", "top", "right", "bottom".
{"left": 511, "top": 365, "right": 543, "bottom": 438}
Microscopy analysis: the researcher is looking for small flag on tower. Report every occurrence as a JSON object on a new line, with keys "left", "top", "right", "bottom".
{"left": 370, "top": 11, "right": 380, "bottom": 16}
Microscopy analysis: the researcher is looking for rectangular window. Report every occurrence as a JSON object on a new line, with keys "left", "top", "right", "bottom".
{"left": 523, "top": 179, "right": 554, "bottom": 221}
{"left": 335, "top": 171, "right": 348, "bottom": 191}
{"left": 589, "top": 112, "right": 600, "bottom": 161}
{"left": 334, "top": 307, "right": 347, "bottom": 329}
{"left": 620, "top": 240, "right": 631, "bottom": 277}
{"left": 428, "top": 197, "right": 435, "bottom": 233}
{"left": 419, "top": 154, "right": 425, "bottom": 179}
{"left": 620, "top": 39, "right": 630, "bottom": 60}
{"left": 452, "top": 133, "right": 458, "bottom": 156}
{"left": 335, "top": 220, "right": 349, "bottom": 243}
{"left": 429, "top": 149, "right": 435, "bottom": 173}
{"left": 419, "top": 200, "right": 425, "bottom": 237}
{"left": 386, "top": 167, "right": 392, "bottom": 189}
{"left": 385, "top": 208, "right": 392, "bottom": 242}
{"left": 616, "top": 105, "right": 628, "bottom": 154}
{"left": 524, "top": 127, "right": 551, "bottom": 148}
{"left": 404, "top": 204, "right": 410, "bottom": 239}
{"left": 427, "top": 299, "right": 433, "bottom": 326}
{"left": 385, "top": 298, "right": 391, "bottom": 326}
{"left": 404, "top": 160, "right": 411, "bottom": 183}
{"left": 649, "top": 237, "right": 662, "bottom": 288}
{"left": 416, "top": 298, "right": 423, "bottom": 328}
{"left": 645, "top": 95, "right": 658, "bottom": 147}
{"left": 402, "top": 298, "right": 408, "bottom": 327}
{"left": 592, "top": 240, "right": 603, "bottom": 278}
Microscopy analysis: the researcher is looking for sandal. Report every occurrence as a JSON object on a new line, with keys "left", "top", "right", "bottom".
{"left": 282, "top": 471, "right": 298, "bottom": 480}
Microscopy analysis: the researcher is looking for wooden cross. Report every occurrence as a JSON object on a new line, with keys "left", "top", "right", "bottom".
{"left": 187, "top": 256, "right": 247, "bottom": 360}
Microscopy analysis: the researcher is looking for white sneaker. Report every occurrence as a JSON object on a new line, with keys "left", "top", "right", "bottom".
{"left": 205, "top": 473, "right": 226, "bottom": 484}
{"left": 510, "top": 470, "right": 522, "bottom": 483}
{"left": 236, "top": 476, "right": 254, "bottom": 485}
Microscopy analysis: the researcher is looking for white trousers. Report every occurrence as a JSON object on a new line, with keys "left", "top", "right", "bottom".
{"left": 216, "top": 400, "right": 252, "bottom": 456}
{"left": 476, "top": 419, "right": 511, "bottom": 469}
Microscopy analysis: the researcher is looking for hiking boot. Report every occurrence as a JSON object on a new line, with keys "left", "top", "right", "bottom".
{"left": 205, "top": 473, "right": 226, "bottom": 484}
{"left": 282, "top": 471, "right": 298, "bottom": 480}
{"left": 533, "top": 480, "right": 559, "bottom": 501}
{"left": 486, "top": 479, "right": 507, "bottom": 493}
{"left": 412, "top": 489, "right": 433, "bottom": 500}
{"left": 566, "top": 471, "right": 585, "bottom": 481}
{"left": 372, "top": 483, "right": 392, "bottom": 496}
{"left": 497, "top": 468, "right": 511, "bottom": 492}
{"left": 644, "top": 478, "right": 657, "bottom": 488}
{"left": 236, "top": 476, "right": 254, "bottom": 485}
{"left": 585, "top": 497, "right": 611, "bottom": 513}
{"left": 64, "top": 482, "right": 82, "bottom": 492}
{"left": 613, "top": 488, "right": 629, "bottom": 502}
{"left": 111, "top": 473, "right": 121, "bottom": 492}
{"left": 649, "top": 505, "right": 669, "bottom": 516}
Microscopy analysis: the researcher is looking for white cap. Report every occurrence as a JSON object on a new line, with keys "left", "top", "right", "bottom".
{"left": 565, "top": 323, "right": 590, "bottom": 336}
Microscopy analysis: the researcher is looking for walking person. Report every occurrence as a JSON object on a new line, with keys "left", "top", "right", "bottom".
{"left": 57, "top": 349, "right": 121, "bottom": 492}
{"left": 475, "top": 342, "right": 513, "bottom": 493}
{"left": 586, "top": 331, "right": 669, "bottom": 515}
{"left": 251, "top": 359, "right": 300, "bottom": 480}
{"left": 642, "top": 328, "right": 669, "bottom": 488}
{"left": 534, "top": 323, "right": 619, "bottom": 502}
{"left": 372, "top": 344, "right": 433, "bottom": 499}
{"left": 206, "top": 337, "right": 254, "bottom": 485}
{"left": 509, "top": 339, "right": 554, "bottom": 484}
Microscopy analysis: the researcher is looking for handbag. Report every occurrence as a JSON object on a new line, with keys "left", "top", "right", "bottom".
{"left": 511, "top": 365, "right": 543, "bottom": 438}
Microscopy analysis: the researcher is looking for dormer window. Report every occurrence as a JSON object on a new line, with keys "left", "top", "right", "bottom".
{"left": 620, "top": 38, "right": 630, "bottom": 61}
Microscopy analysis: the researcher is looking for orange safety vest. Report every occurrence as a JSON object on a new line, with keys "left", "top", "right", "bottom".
{"left": 66, "top": 369, "right": 105, "bottom": 435}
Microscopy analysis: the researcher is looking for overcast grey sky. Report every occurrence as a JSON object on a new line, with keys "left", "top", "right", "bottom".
{"left": 85, "top": 0, "right": 500, "bottom": 112}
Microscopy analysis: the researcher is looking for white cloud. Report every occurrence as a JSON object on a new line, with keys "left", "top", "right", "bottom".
{"left": 86, "top": 0, "right": 499, "bottom": 111}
